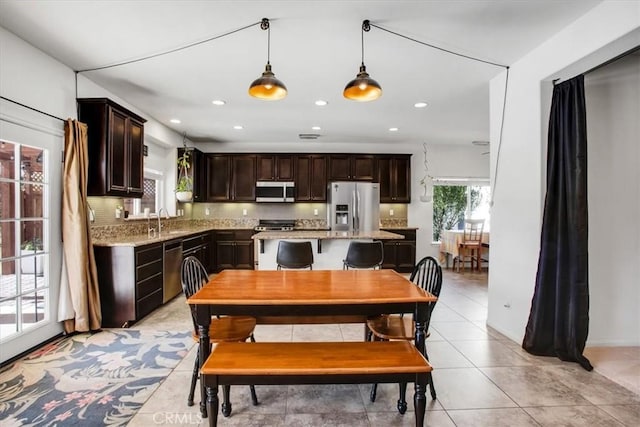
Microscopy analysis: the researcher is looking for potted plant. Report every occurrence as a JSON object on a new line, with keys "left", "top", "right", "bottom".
{"left": 176, "top": 149, "right": 193, "bottom": 202}
{"left": 21, "top": 237, "right": 44, "bottom": 275}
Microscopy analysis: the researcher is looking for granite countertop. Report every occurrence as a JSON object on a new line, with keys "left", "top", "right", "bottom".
{"left": 252, "top": 230, "right": 404, "bottom": 240}
{"left": 91, "top": 225, "right": 253, "bottom": 247}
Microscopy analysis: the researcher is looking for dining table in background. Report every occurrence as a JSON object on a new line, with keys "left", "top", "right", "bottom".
{"left": 439, "top": 229, "right": 490, "bottom": 268}
{"left": 187, "top": 269, "right": 437, "bottom": 417}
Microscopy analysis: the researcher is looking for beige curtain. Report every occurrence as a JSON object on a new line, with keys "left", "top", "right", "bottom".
{"left": 57, "top": 119, "right": 101, "bottom": 333}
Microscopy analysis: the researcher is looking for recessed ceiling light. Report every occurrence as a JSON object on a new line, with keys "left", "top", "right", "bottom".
{"left": 311, "top": 126, "right": 321, "bottom": 130}
{"left": 389, "top": 127, "right": 399, "bottom": 132}
{"left": 315, "top": 100, "right": 328, "bottom": 106}
{"left": 212, "top": 100, "right": 226, "bottom": 106}
{"left": 233, "top": 125, "right": 244, "bottom": 130}
{"left": 414, "top": 101, "right": 428, "bottom": 108}
{"left": 170, "top": 119, "right": 181, "bottom": 124}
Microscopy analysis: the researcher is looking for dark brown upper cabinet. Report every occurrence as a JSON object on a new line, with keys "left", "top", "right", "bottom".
{"left": 377, "top": 154, "right": 411, "bottom": 203}
{"left": 295, "top": 155, "right": 327, "bottom": 201}
{"left": 204, "top": 154, "right": 256, "bottom": 202}
{"left": 257, "top": 154, "right": 294, "bottom": 181}
{"left": 328, "top": 154, "right": 375, "bottom": 181}
{"left": 77, "top": 98, "right": 146, "bottom": 197}
{"left": 231, "top": 155, "right": 256, "bottom": 201}
{"left": 204, "top": 154, "right": 231, "bottom": 201}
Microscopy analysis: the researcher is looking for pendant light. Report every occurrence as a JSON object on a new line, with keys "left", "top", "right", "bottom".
{"left": 249, "top": 18, "right": 287, "bottom": 100}
{"left": 343, "top": 20, "right": 382, "bottom": 102}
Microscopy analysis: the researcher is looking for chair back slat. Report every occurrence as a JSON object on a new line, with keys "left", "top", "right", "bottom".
{"left": 410, "top": 256, "right": 443, "bottom": 318}
{"left": 463, "top": 219, "right": 484, "bottom": 243}
{"left": 181, "top": 256, "right": 210, "bottom": 333}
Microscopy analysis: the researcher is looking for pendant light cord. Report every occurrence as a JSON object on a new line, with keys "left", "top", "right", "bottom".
{"left": 77, "top": 20, "right": 263, "bottom": 73}
{"left": 368, "top": 22, "right": 507, "bottom": 69}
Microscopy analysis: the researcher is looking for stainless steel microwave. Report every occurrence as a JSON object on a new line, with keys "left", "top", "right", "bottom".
{"left": 255, "top": 181, "right": 295, "bottom": 202}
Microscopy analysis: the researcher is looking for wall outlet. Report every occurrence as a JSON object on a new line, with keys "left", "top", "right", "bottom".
{"left": 389, "top": 209, "right": 394, "bottom": 216}
{"left": 242, "top": 209, "right": 248, "bottom": 216}
{"left": 313, "top": 209, "right": 318, "bottom": 216}
{"left": 205, "top": 207, "right": 210, "bottom": 216}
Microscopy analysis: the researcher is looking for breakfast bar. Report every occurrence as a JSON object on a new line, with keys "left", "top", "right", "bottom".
{"left": 252, "top": 229, "right": 404, "bottom": 270}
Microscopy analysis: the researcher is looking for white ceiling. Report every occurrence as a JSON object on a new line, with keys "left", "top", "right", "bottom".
{"left": 0, "top": 1, "right": 601, "bottom": 147}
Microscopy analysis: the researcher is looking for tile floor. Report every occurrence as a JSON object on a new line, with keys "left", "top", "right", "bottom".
{"left": 129, "top": 270, "right": 639, "bottom": 426}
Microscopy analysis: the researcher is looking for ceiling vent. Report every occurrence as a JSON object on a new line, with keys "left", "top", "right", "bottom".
{"left": 299, "top": 133, "right": 321, "bottom": 140}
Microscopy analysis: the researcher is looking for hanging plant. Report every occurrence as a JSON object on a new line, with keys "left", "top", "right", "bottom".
{"left": 176, "top": 134, "right": 193, "bottom": 202}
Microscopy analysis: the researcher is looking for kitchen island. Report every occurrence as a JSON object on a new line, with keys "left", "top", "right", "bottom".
{"left": 252, "top": 229, "right": 404, "bottom": 270}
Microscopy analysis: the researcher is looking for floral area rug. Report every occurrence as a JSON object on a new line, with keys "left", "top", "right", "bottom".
{"left": 0, "top": 329, "right": 193, "bottom": 426}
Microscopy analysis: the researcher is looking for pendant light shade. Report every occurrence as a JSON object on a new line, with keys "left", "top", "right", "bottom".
{"left": 249, "top": 18, "right": 287, "bottom": 101}
{"left": 249, "top": 63, "right": 287, "bottom": 100}
{"left": 344, "top": 20, "right": 382, "bottom": 102}
{"left": 343, "top": 64, "right": 382, "bottom": 101}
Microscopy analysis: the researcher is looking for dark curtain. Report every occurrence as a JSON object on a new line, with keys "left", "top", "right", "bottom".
{"left": 522, "top": 75, "right": 592, "bottom": 371}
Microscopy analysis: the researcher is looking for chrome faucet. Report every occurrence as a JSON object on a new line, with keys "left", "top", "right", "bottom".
{"left": 157, "top": 208, "right": 168, "bottom": 235}
{"left": 147, "top": 215, "right": 156, "bottom": 238}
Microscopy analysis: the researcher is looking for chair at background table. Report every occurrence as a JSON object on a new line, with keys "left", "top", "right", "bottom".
{"left": 276, "top": 241, "right": 314, "bottom": 269}
{"left": 343, "top": 241, "right": 384, "bottom": 269}
{"left": 366, "top": 256, "right": 442, "bottom": 413}
{"left": 455, "top": 219, "right": 485, "bottom": 272}
{"left": 181, "top": 256, "right": 258, "bottom": 415}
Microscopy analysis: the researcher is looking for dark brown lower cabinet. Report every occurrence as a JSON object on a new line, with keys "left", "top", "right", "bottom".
{"left": 94, "top": 243, "right": 163, "bottom": 328}
{"left": 182, "top": 232, "right": 212, "bottom": 272}
{"left": 378, "top": 229, "right": 416, "bottom": 273}
{"left": 213, "top": 230, "right": 254, "bottom": 272}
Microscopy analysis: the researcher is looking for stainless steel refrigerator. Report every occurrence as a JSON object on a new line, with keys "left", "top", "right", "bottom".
{"left": 328, "top": 182, "right": 380, "bottom": 232}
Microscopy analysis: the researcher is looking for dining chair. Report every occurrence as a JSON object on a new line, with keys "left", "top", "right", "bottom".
{"left": 456, "top": 218, "right": 485, "bottom": 272}
{"left": 343, "top": 241, "right": 384, "bottom": 270}
{"left": 276, "top": 240, "right": 314, "bottom": 269}
{"left": 181, "top": 256, "right": 259, "bottom": 412}
{"left": 366, "top": 256, "right": 442, "bottom": 413}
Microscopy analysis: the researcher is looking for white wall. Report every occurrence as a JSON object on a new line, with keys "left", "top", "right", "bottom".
{"left": 488, "top": 1, "right": 640, "bottom": 344}
{"left": 585, "top": 53, "right": 640, "bottom": 345}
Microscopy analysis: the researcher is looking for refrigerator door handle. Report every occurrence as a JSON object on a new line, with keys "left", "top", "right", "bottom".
{"left": 355, "top": 189, "right": 361, "bottom": 232}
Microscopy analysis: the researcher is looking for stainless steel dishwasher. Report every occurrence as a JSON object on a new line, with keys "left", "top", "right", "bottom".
{"left": 163, "top": 240, "right": 183, "bottom": 303}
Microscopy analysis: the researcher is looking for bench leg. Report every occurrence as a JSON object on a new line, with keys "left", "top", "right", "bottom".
{"left": 205, "top": 385, "right": 219, "bottom": 427}
{"left": 221, "top": 385, "right": 232, "bottom": 417}
{"left": 369, "top": 383, "right": 378, "bottom": 402}
{"left": 414, "top": 381, "right": 427, "bottom": 427}
{"left": 428, "top": 372, "right": 437, "bottom": 400}
{"left": 398, "top": 382, "right": 408, "bottom": 414}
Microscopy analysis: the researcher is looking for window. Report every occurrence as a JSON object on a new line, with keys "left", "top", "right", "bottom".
{"left": 0, "top": 141, "right": 49, "bottom": 338}
{"left": 123, "top": 169, "right": 164, "bottom": 217}
{"left": 432, "top": 180, "right": 491, "bottom": 241}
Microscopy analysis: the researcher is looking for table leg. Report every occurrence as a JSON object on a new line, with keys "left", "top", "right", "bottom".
{"left": 196, "top": 306, "right": 212, "bottom": 418}
{"left": 205, "top": 384, "right": 219, "bottom": 427}
{"left": 414, "top": 378, "right": 427, "bottom": 427}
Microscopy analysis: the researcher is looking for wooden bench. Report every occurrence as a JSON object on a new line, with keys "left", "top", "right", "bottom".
{"left": 201, "top": 341, "right": 433, "bottom": 427}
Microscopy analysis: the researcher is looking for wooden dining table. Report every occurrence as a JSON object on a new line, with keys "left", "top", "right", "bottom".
{"left": 187, "top": 269, "right": 437, "bottom": 417}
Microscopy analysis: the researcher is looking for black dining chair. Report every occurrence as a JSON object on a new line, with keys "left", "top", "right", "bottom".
{"left": 366, "top": 256, "right": 442, "bottom": 413}
{"left": 276, "top": 241, "right": 314, "bottom": 269}
{"left": 343, "top": 241, "right": 384, "bottom": 269}
{"left": 181, "top": 256, "right": 258, "bottom": 415}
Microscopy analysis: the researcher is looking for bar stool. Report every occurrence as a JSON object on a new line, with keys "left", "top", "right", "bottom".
{"left": 276, "top": 241, "right": 314, "bottom": 269}
{"left": 343, "top": 241, "right": 384, "bottom": 269}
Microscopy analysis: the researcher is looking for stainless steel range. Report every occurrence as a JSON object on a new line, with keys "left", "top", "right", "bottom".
{"left": 254, "top": 219, "right": 296, "bottom": 231}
